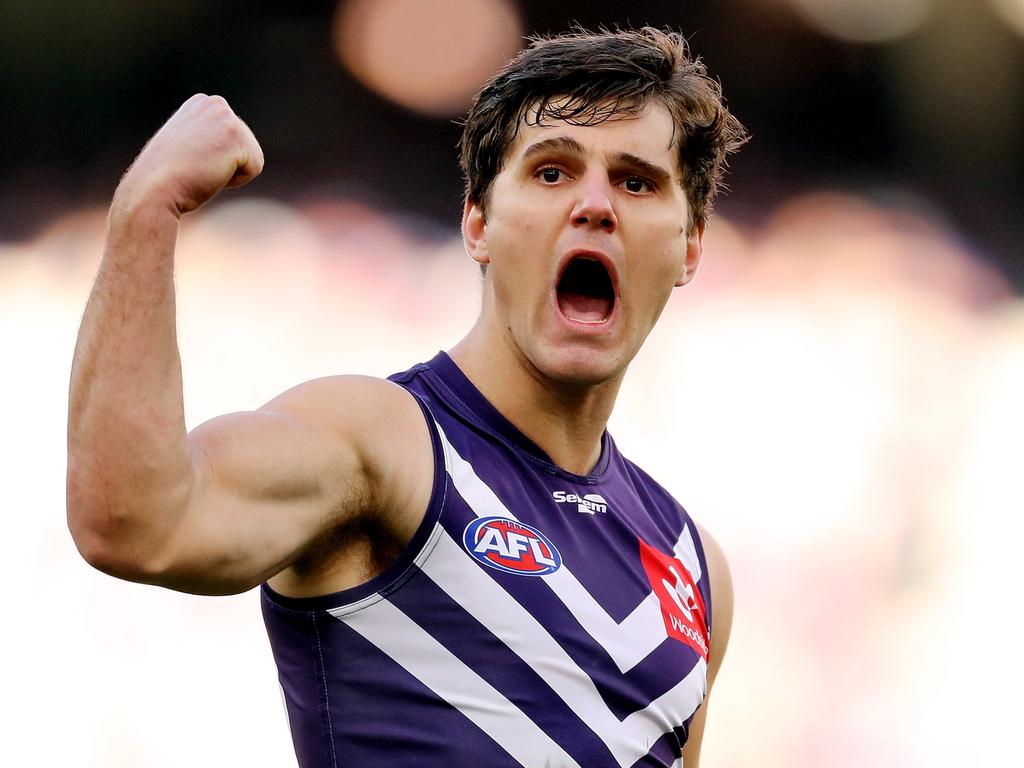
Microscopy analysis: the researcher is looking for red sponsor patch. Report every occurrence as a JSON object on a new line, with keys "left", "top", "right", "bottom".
{"left": 639, "top": 539, "right": 709, "bottom": 660}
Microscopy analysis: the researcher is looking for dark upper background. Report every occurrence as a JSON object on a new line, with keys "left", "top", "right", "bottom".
{"left": 2, "top": 0, "right": 1021, "bottom": 289}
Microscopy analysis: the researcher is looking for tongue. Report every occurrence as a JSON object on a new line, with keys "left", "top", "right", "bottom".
{"left": 558, "top": 291, "right": 611, "bottom": 323}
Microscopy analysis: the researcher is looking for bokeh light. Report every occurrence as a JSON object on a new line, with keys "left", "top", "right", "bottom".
{"left": 332, "top": 0, "right": 523, "bottom": 116}
{"left": 5, "top": 5, "right": 1024, "bottom": 765}
{"left": 787, "top": 0, "right": 932, "bottom": 43}
{"left": 990, "top": 0, "right": 1024, "bottom": 36}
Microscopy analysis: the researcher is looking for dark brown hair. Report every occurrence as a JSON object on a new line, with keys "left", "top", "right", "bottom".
{"left": 458, "top": 27, "right": 748, "bottom": 230}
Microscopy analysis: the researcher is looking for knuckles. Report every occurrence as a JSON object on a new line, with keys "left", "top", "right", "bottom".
{"left": 119, "top": 94, "right": 264, "bottom": 214}
{"left": 156, "top": 94, "right": 257, "bottom": 163}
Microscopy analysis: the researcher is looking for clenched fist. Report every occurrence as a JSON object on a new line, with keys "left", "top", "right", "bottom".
{"left": 115, "top": 94, "right": 264, "bottom": 218}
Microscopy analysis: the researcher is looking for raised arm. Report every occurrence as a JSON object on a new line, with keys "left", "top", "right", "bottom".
{"left": 66, "top": 96, "right": 431, "bottom": 595}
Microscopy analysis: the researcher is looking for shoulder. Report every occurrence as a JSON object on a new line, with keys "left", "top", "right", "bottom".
{"left": 695, "top": 522, "right": 733, "bottom": 683}
{"left": 189, "top": 375, "right": 425, "bottom": 489}
{"left": 264, "top": 374, "right": 435, "bottom": 523}
{"left": 680, "top": 522, "right": 733, "bottom": 766}
{"left": 262, "top": 374, "right": 420, "bottom": 425}
{"left": 264, "top": 374, "right": 437, "bottom": 592}
{"left": 258, "top": 374, "right": 430, "bottom": 457}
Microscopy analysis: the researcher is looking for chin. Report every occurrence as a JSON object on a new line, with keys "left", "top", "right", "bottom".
{"left": 532, "top": 343, "right": 628, "bottom": 389}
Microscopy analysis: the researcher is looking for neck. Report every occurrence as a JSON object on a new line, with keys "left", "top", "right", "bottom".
{"left": 448, "top": 322, "right": 624, "bottom": 476}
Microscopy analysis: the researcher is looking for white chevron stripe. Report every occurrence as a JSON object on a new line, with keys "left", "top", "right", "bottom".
{"left": 422, "top": 528, "right": 707, "bottom": 768}
{"left": 335, "top": 598, "right": 582, "bottom": 768}
{"left": 674, "top": 524, "right": 701, "bottom": 583}
{"left": 436, "top": 423, "right": 702, "bottom": 673}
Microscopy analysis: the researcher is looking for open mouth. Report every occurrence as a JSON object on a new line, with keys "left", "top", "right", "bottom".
{"left": 556, "top": 256, "right": 615, "bottom": 323}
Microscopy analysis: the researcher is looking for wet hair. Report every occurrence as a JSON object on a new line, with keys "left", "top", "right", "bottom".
{"left": 458, "top": 26, "right": 748, "bottom": 230}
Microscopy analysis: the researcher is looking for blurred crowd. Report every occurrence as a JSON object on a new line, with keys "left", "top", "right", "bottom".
{"left": 2, "top": 188, "right": 1019, "bottom": 766}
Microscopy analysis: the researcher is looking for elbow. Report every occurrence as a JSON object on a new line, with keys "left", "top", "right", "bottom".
{"left": 67, "top": 509, "right": 159, "bottom": 583}
{"left": 69, "top": 525, "right": 132, "bottom": 579}
{"left": 66, "top": 460, "right": 179, "bottom": 583}
{"left": 66, "top": 491, "right": 168, "bottom": 584}
{"left": 66, "top": 497, "right": 233, "bottom": 595}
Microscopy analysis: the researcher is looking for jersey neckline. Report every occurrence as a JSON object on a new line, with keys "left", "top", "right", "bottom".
{"left": 420, "top": 351, "right": 613, "bottom": 483}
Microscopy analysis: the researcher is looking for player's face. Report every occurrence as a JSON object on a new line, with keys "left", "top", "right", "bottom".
{"left": 462, "top": 102, "right": 703, "bottom": 386}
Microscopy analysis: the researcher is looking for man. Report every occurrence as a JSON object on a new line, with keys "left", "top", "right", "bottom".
{"left": 68, "top": 27, "right": 745, "bottom": 767}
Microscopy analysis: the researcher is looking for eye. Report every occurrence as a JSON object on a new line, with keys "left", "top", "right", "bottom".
{"left": 623, "top": 177, "right": 653, "bottom": 194}
{"left": 538, "top": 167, "right": 564, "bottom": 184}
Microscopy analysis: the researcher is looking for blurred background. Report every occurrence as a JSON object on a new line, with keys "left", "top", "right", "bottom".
{"left": 2, "top": 0, "right": 1022, "bottom": 765}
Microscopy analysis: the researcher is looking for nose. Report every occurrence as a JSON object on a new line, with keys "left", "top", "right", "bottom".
{"left": 570, "top": 174, "right": 617, "bottom": 233}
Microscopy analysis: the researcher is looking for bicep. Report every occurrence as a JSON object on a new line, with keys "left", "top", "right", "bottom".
{"left": 153, "top": 377, "right": 412, "bottom": 595}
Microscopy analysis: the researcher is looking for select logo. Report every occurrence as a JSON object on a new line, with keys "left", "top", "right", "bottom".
{"left": 463, "top": 517, "right": 562, "bottom": 576}
{"left": 552, "top": 490, "right": 608, "bottom": 515}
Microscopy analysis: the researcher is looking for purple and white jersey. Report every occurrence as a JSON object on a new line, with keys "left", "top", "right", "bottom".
{"left": 262, "top": 353, "right": 713, "bottom": 767}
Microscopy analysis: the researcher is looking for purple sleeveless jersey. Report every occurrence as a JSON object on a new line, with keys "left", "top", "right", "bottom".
{"left": 262, "top": 353, "right": 713, "bottom": 767}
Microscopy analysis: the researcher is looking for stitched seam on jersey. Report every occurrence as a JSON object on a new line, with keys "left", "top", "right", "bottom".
{"left": 312, "top": 613, "right": 339, "bottom": 768}
{"left": 325, "top": 522, "right": 444, "bottom": 618}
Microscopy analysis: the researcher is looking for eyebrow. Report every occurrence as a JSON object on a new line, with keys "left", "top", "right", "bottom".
{"left": 521, "top": 136, "right": 585, "bottom": 160}
{"left": 616, "top": 152, "right": 674, "bottom": 187}
{"left": 520, "top": 136, "right": 676, "bottom": 187}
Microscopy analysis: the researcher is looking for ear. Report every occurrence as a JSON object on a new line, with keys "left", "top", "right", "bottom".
{"left": 675, "top": 220, "right": 705, "bottom": 287}
{"left": 462, "top": 198, "right": 489, "bottom": 266}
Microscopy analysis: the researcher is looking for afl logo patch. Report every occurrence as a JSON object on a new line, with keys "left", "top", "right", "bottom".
{"left": 463, "top": 517, "right": 562, "bottom": 576}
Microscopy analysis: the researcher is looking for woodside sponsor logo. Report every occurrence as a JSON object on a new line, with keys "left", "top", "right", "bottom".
{"left": 638, "top": 539, "right": 709, "bottom": 660}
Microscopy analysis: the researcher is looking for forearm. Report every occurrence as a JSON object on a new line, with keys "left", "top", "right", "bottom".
{"left": 67, "top": 94, "right": 264, "bottom": 578}
{"left": 67, "top": 194, "right": 193, "bottom": 572}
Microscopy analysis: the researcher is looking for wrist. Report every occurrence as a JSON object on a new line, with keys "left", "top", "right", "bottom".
{"left": 111, "top": 161, "right": 186, "bottom": 223}
{"left": 105, "top": 187, "right": 181, "bottom": 261}
{"left": 109, "top": 179, "right": 182, "bottom": 230}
